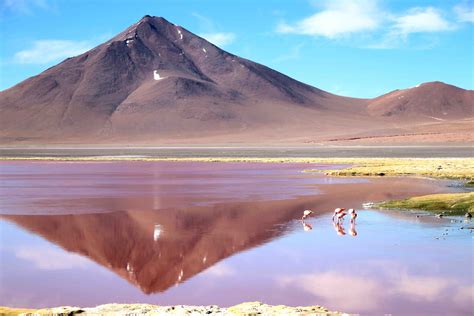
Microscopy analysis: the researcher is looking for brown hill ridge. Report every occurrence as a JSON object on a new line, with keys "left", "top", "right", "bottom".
{"left": 368, "top": 81, "right": 473, "bottom": 119}
{"left": 0, "top": 16, "right": 472, "bottom": 144}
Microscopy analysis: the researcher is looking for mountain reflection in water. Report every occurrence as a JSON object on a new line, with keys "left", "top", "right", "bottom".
{"left": 2, "top": 197, "right": 320, "bottom": 294}
{"left": 1, "top": 161, "right": 471, "bottom": 315}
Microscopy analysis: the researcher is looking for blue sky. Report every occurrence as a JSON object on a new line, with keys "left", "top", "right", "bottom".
{"left": 0, "top": 0, "right": 472, "bottom": 97}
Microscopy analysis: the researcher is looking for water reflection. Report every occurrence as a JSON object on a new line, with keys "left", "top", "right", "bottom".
{"left": 0, "top": 161, "right": 470, "bottom": 315}
{"left": 153, "top": 224, "right": 162, "bottom": 241}
{"left": 333, "top": 220, "right": 346, "bottom": 236}
{"left": 302, "top": 221, "right": 313, "bottom": 232}
{"left": 279, "top": 260, "right": 473, "bottom": 315}
{"left": 1, "top": 197, "right": 315, "bottom": 294}
{"left": 349, "top": 221, "right": 357, "bottom": 237}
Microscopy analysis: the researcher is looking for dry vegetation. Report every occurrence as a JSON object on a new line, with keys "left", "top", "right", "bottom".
{"left": 304, "top": 158, "right": 474, "bottom": 181}
{"left": 377, "top": 192, "right": 474, "bottom": 215}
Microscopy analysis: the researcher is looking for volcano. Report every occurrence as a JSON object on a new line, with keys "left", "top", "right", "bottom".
{"left": 0, "top": 16, "right": 472, "bottom": 144}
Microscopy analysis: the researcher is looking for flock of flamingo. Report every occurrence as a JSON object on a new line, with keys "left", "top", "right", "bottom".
{"left": 301, "top": 208, "right": 358, "bottom": 236}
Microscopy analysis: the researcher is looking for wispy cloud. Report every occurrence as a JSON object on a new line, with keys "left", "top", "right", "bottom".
{"left": 204, "top": 263, "right": 235, "bottom": 277}
{"left": 370, "top": 7, "right": 455, "bottom": 49}
{"left": 1, "top": 0, "right": 54, "bottom": 15}
{"left": 16, "top": 246, "right": 91, "bottom": 270}
{"left": 14, "top": 39, "right": 93, "bottom": 64}
{"left": 278, "top": 262, "right": 471, "bottom": 313}
{"left": 392, "top": 7, "right": 454, "bottom": 36}
{"left": 277, "top": 0, "right": 383, "bottom": 38}
{"left": 277, "top": 1, "right": 465, "bottom": 49}
{"left": 199, "top": 32, "right": 236, "bottom": 46}
{"left": 191, "top": 12, "right": 215, "bottom": 31}
{"left": 192, "top": 12, "right": 236, "bottom": 47}
{"left": 454, "top": 2, "right": 474, "bottom": 23}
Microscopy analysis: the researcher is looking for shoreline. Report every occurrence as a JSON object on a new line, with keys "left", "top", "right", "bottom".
{"left": 2, "top": 157, "right": 473, "bottom": 181}
{"left": 1, "top": 145, "right": 473, "bottom": 158}
{"left": 376, "top": 192, "right": 474, "bottom": 216}
{"left": 0, "top": 302, "right": 345, "bottom": 315}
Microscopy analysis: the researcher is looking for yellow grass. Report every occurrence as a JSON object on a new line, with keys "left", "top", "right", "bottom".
{"left": 305, "top": 158, "right": 474, "bottom": 181}
{"left": 378, "top": 192, "right": 474, "bottom": 215}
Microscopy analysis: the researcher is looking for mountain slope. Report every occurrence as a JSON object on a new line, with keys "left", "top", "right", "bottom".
{"left": 0, "top": 16, "right": 366, "bottom": 142}
{"left": 368, "top": 82, "right": 473, "bottom": 120}
{"left": 0, "top": 16, "right": 472, "bottom": 144}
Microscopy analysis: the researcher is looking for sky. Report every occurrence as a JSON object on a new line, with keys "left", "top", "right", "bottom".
{"left": 0, "top": 0, "right": 473, "bottom": 98}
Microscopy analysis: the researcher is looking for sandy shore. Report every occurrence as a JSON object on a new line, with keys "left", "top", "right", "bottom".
{"left": 0, "top": 302, "right": 346, "bottom": 315}
{"left": 0, "top": 145, "right": 473, "bottom": 158}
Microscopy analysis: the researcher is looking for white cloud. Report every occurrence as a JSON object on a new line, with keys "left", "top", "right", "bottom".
{"left": 453, "top": 285, "right": 474, "bottom": 305}
{"left": 191, "top": 12, "right": 215, "bottom": 31}
{"left": 277, "top": 2, "right": 464, "bottom": 49}
{"left": 368, "top": 7, "right": 456, "bottom": 49}
{"left": 278, "top": 266, "right": 467, "bottom": 313}
{"left": 392, "top": 7, "right": 454, "bottom": 36}
{"left": 192, "top": 13, "right": 236, "bottom": 47}
{"left": 2, "top": 0, "right": 51, "bottom": 15}
{"left": 16, "top": 246, "right": 91, "bottom": 270}
{"left": 395, "top": 274, "right": 453, "bottom": 301}
{"left": 280, "top": 271, "right": 382, "bottom": 310}
{"left": 204, "top": 263, "right": 235, "bottom": 277}
{"left": 199, "top": 32, "right": 236, "bottom": 46}
{"left": 14, "top": 40, "right": 93, "bottom": 64}
{"left": 276, "top": 0, "right": 382, "bottom": 38}
{"left": 454, "top": 3, "right": 474, "bottom": 23}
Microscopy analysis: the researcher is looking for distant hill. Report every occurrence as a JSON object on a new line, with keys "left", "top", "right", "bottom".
{"left": 368, "top": 81, "right": 473, "bottom": 120}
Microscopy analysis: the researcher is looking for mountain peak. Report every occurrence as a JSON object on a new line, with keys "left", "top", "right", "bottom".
{"left": 139, "top": 15, "right": 172, "bottom": 25}
{"left": 407, "top": 81, "right": 468, "bottom": 92}
{"left": 116, "top": 15, "right": 175, "bottom": 40}
{"left": 368, "top": 80, "right": 473, "bottom": 118}
{"left": 410, "top": 81, "right": 445, "bottom": 89}
{"left": 113, "top": 15, "right": 184, "bottom": 51}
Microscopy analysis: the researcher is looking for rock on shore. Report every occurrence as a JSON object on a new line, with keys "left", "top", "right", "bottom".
{"left": 0, "top": 301, "right": 347, "bottom": 315}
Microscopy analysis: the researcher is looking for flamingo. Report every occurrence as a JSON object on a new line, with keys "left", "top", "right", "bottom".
{"left": 302, "top": 221, "right": 313, "bottom": 232}
{"left": 349, "top": 221, "right": 358, "bottom": 237}
{"left": 333, "top": 220, "right": 346, "bottom": 236}
{"left": 333, "top": 208, "right": 346, "bottom": 223}
{"left": 337, "top": 211, "right": 346, "bottom": 222}
{"left": 302, "top": 209, "right": 313, "bottom": 220}
{"left": 348, "top": 208, "right": 357, "bottom": 223}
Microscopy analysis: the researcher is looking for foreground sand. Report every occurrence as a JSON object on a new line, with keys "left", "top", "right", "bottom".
{"left": 0, "top": 302, "right": 346, "bottom": 316}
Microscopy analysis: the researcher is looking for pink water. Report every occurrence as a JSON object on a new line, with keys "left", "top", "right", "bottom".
{"left": 0, "top": 161, "right": 472, "bottom": 315}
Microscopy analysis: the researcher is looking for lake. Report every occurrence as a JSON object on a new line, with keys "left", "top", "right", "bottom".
{"left": 0, "top": 161, "right": 472, "bottom": 315}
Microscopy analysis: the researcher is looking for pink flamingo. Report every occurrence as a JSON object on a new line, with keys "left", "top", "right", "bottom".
{"left": 349, "top": 221, "right": 358, "bottom": 237}
{"left": 302, "top": 209, "right": 313, "bottom": 221}
{"left": 348, "top": 208, "right": 357, "bottom": 223}
{"left": 332, "top": 208, "right": 346, "bottom": 223}
{"left": 333, "top": 220, "right": 346, "bottom": 236}
{"left": 302, "top": 221, "right": 313, "bottom": 231}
